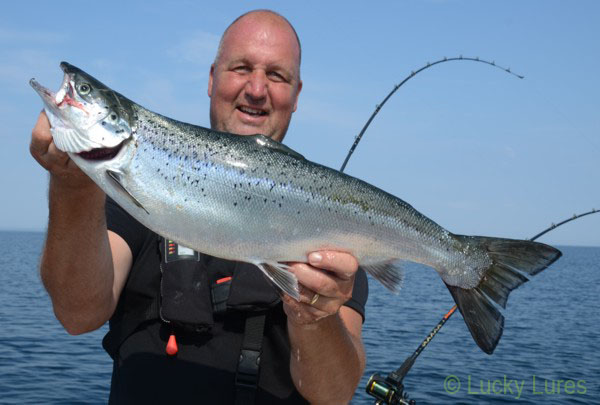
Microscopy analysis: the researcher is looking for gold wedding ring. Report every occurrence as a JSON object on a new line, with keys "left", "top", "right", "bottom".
{"left": 310, "top": 293, "right": 320, "bottom": 306}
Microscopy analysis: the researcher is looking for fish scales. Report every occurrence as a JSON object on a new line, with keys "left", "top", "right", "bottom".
{"left": 128, "top": 106, "right": 451, "bottom": 270}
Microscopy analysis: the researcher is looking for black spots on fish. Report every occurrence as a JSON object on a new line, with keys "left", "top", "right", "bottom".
{"left": 278, "top": 203, "right": 282, "bottom": 208}
{"left": 269, "top": 183, "right": 275, "bottom": 192}
{"left": 263, "top": 198, "right": 267, "bottom": 203}
{"left": 116, "top": 129, "right": 124, "bottom": 134}
{"left": 297, "top": 210, "right": 301, "bottom": 215}
{"left": 157, "top": 168, "right": 161, "bottom": 173}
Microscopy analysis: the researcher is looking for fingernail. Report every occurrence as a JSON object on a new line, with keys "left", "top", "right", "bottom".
{"left": 309, "top": 252, "right": 322, "bottom": 264}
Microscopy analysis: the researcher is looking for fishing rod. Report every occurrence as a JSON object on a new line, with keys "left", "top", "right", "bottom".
{"left": 339, "top": 56, "right": 523, "bottom": 172}
{"left": 364, "top": 208, "right": 599, "bottom": 404}
{"left": 337, "top": 57, "right": 521, "bottom": 404}
{"left": 336, "top": 57, "right": 595, "bottom": 404}
{"left": 336, "top": 56, "right": 523, "bottom": 404}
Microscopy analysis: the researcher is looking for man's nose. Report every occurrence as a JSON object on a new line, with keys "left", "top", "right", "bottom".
{"left": 244, "top": 70, "right": 268, "bottom": 101}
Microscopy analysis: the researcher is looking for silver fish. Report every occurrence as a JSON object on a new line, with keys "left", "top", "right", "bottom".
{"left": 31, "top": 62, "right": 561, "bottom": 354}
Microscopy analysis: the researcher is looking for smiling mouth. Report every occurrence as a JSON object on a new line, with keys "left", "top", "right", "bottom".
{"left": 238, "top": 106, "right": 268, "bottom": 117}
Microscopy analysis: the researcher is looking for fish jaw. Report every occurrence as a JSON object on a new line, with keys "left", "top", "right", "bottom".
{"left": 30, "top": 62, "right": 133, "bottom": 154}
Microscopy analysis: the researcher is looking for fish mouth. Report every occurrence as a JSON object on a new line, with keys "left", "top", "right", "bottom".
{"left": 77, "top": 142, "right": 124, "bottom": 161}
{"left": 30, "top": 73, "right": 87, "bottom": 115}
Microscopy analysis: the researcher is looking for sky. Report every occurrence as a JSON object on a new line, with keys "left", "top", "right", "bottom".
{"left": 2, "top": 0, "right": 598, "bottom": 247}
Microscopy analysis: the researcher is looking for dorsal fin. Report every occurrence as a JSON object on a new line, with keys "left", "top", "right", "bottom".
{"left": 248, "top": 134, "right": 305, "bottom": 160}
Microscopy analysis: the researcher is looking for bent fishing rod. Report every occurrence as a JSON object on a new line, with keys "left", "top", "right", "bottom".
{"left": 363, "top": 208, "right": 598, "bottom": 405}
{"left": 339, "top": 56, "right": 524, "bottom": 172}
{"left": 337, "top": 56, "right": 594, "bottom": 404}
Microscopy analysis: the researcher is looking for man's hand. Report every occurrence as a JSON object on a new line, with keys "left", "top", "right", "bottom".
{"left": 283, "top": 251, "right": 365, "bottom": 403}
{"left": 31, "top": 111, "right": 129, "bottom": 335}
{"left": 30, "top": 111, "right": 93, "bottom": 188}
{"left": 282, "top": 251, "right": 359, "bottom": 325}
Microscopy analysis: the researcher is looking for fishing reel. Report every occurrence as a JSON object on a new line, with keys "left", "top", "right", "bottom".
{"left": 366, "top": 373, "right": 415, "bottom": 405}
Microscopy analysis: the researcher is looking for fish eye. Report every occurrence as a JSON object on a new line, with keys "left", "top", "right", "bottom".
{"left": 108, "top": 112, "right": 119, "bottom": 122}
{"left": 78, "top": 83, "right": 91, "bottom": 95}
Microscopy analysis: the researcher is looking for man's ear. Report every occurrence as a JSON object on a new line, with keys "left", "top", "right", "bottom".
{"left": 293, "top": 80, "right": 303, "bottom": 112}
{"left": 208, "top": 64, "right": 215, "bottom": 98}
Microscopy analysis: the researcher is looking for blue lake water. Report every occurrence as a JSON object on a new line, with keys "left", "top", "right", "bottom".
{"left": 0, "top": 231, "right": 598, "bottom": 404}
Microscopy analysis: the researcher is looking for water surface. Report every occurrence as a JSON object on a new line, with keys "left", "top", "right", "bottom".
{"left": 0, "top": 231, "right": 597, "bottom": 403}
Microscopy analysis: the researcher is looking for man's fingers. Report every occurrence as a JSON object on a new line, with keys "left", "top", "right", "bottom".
{"left": 290, "top": 263, "right": 339, "bottom": 297}
{"left": 30, "top": 111, "right": 52, "bottom": 157}
{"left": 46, "top": 142, "right": 71, "bottom": 168}
{"left": 307, "top": 251, "right": 359, "bottom": 278}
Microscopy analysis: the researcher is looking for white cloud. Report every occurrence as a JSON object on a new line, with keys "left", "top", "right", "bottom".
{"left": 503, "top": 145, "right": 517, "bottom": 159}
{"left": 0, "top": 48, "right": 58, "bottom": 91}
{"left": 168, "top": 31, "right": 220, "bottom": 66}
{"left": 0, "top": 27, "right": 67, "bottom": 44}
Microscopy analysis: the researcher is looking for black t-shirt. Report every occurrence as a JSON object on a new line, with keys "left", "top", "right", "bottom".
{"left": 105, "top": 198, "right": 368, "bottom": 404}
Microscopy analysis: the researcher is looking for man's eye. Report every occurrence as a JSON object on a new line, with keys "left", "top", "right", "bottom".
{"left": 268, "top": 72, "right": 286, "bottom": 82}
{"left": 233, "top": 66, "right": 251, "bottom": 73}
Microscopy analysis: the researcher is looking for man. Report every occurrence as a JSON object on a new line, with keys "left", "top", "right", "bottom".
{"left": 30, "top": 10, "right": 367, "bottom": 404}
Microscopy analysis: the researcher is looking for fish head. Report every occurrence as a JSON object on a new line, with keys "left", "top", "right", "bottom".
{"left": 30, "top": 62, "right": 135, "bottom": 160}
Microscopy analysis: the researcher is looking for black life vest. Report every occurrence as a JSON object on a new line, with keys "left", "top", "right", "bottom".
{"left": 103, "top": 235, "right": 308, "bottom": 404}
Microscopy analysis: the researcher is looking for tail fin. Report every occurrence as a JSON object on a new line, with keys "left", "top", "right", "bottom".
{"left": 445, "top": 236, "right": 561, "bottom": 354}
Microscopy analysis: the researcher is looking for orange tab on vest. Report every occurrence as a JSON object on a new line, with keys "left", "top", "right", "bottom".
{"left": 166, "top": 333, "right": 178, "bottom": 356}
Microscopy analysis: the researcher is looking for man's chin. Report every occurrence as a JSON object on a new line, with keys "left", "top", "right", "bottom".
{"left": 225, "top": 123, "right": 274, "bottom": 138}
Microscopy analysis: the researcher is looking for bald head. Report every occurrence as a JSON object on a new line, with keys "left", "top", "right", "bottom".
{"left": 207, "top": 10, "right": 303, "bottom": 141}
{"left": 214, "top": 10, "right": 301, "bottom": 78}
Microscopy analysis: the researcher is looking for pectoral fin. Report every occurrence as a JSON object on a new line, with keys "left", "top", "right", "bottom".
{"left": 106, "top": 169, "right": 149, "bottom": 215}
{"left": 252, "top": 261, "right": 300, "bottom": 300}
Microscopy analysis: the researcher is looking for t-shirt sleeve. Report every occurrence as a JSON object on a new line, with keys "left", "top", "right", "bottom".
{"left": 105, "top": 196, "right": 149, "bottom": 258}
{"left": 343, "top": 267, "right": 368, "bottom": 323}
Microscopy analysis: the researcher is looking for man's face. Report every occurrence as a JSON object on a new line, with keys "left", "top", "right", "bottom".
{"left": 208, "top": 14, "right": 302, "bottom": 142}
